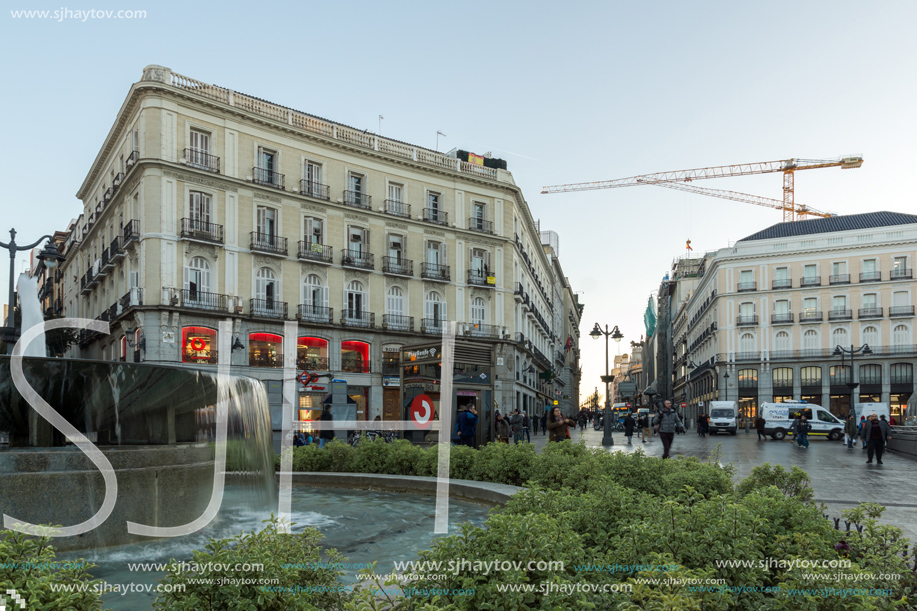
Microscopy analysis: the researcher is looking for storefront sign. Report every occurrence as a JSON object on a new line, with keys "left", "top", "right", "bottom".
{"left": 382, "top": 376, "right": 400, "bottom": 387}
{"left": 456, "top": 390, "right": 478, "bottom": 397}
{"left": 403, "top": 347, "right": 442, "bottom": 362}
{"left": 410, "top": 394, "right": 434, "bottom": 430}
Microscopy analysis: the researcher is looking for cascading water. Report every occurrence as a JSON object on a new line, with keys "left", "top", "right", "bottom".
{"left": 16, "top": 273, "right": 46, "bottom": 358}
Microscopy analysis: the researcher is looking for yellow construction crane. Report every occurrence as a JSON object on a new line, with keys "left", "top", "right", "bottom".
{"left": 541, "top": 156, "right": 863, "bottom": 222}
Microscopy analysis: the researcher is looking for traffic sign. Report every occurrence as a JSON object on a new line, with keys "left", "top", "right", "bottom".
{"left": 410, "top": 394, "right": 434, "bottom": 429}
{"left": 680, "top": 402, "right": 687, "bottom": 408}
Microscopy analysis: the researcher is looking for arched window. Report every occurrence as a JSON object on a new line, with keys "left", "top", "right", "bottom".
{"left": 891, "top": 363, "right": 914, "bottom": 385}
{"left": 185, "top": 256, "right": 211, "bottom": 301}
{"left": 862, "top": 325, "right": 879, "bottom": 349}
{"left": 300, "top": 274, "right": 328, "bottom": 322}
{"left": 249, "top": 332, "right": 283, "bottom": 368}
{"left": 893, "top": 324, "right": 910, "bottom": 351}
{"left": 341, "top": 340, "right": 370, "bottom": 373}
{"left": 739, "top": 332, "right": 755, "bottom": 355}
{"left": 345, "top": 281, "right": 366, "bottom": 323}
{"left": 737, "top": 368, "right": 757, "bottom": 388}
{"left": 182, "top": 326, "right": 217, "bottom": 364}
{"left": 773, "top": 367, "right": 793, "bottom": 389}
{"left": 255, "top": 267, "right": 276, "bottom": 302}
{"left": 860, "top": 364, "right": 882, "bottom": 385}
{"left": 800, "top": 366, "right": 822, "bottom": 386}
{"left": 803, "top": 329, "right": 819, "bottom": 355}
{"left": 387, "top": 286, "right": 404, "bottom": 316}
{"left": 830, "top": 365, "right": 851, "bottom": 385}
{"left": 832, "top": 327, "right": 848, "bottom": 350}
{"left": 774, "top": 331, "right": 790, "bottom": 354}
{"left": 297, "top": 337, "right": 329, "bottom": 370}
{"left": 425, "top": 291, "right": 445, "bottom": 323}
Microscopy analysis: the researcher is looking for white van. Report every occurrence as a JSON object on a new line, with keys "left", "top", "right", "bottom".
{"left": 707, "top": 401, "right": 738, "bottom": 435}
{"left": 760, "top": 402, "right": 844, "bottom": 441}
{"left": 855, "top": 403, "right": 890, "bottom": 421}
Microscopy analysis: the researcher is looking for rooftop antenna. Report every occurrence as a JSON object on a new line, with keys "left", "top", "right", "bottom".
{"left": 436, "top": 131, "right": 446, "bottom": 152}
{"left": 379, "top": 115, "right": 383, "bottom": 135}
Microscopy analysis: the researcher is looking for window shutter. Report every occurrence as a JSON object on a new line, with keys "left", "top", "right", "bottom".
{"left": 183, "top": 266, "right": 190, "bottom": 291}
{"left": 323, "top": 286, "right": 329, "bottom": 309}
{"left": 315, "top": 219, "right": 323, "bottom": 243}
{"left": 440, "top": 242, "right": 447, "bottom": 263}
{"left": 363, "top": 228, "right": 370, "bottom": 247}
{"left": 485, "top": 251, "right": 492, "bottom": 273}
{"left": 304, "top": 218, "right": 312, "bottom": 242}
{"left": 129, "top": 271, "right": 139, "bottom": 288}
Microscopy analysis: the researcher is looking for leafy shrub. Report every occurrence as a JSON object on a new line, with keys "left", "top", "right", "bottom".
{"left": 0, "top": 525, "right": 102, "bottom": 611}
{"left": 736, "top": 463, "right": 814, "bottom": 503}
{"left": 383, "top": 439, "right": 427, "bottom": 476}
{"left": 469, "top": 441, "right": 537, "bottom": 486}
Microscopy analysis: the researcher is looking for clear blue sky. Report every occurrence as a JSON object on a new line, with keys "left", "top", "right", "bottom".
{"left": 2, "top": 1, "right": 914, "bottom": 401}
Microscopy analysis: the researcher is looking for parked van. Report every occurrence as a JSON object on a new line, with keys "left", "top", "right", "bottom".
{"left": 760, "top": 402, "right": 844, "bottom": 441}
{"left": 707, "top": 401, "right": 738, "bottom": 435}
{"left": 854, "top": 402, "right": 890, "bottom": 421}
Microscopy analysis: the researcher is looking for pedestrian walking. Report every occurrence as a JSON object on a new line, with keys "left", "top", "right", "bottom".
{"left": 790, "top": 415, "right": 811, "bottom": 448}
{"left": 755, "top": 415, "right": 767, "bottom": 440}
{"left": 623, "top": 412, "right": 636, "bottom": 444}
{"left": 653, "top": 401, "right": 684, "bottom": 459}
{"left": 641, "top": 414, "right": 653, "bottom": 443}
{"left": 844, "top": 414, "right": 858, "bottom": 449}
{"left": 522, "top": 411, "right": 531, "bottom": 442}
{"left": 863, "top": 413, "right": 892, "bottom": 465}
{"left": 319, "top": 405, "right": 335, "bottom": 449}
{"left": 532, "top": 413, "right": 540, "bottom": 436}
{"left": 494, "top": 412, "right": 511, "bottom": 443}
{"left": 540, "top": 412, "right": 548, "bottom": 435}
{"left": 546, "top": 406, "right": 576, "bottom": 442}
{"left": 509, "top": 409, "right": 525, "bottom": 444}
{"left": 858, "top": 416, "right": 868, "bottom": 450}
{"left": 455, "top": 405, "right": 479, "bottom": 448}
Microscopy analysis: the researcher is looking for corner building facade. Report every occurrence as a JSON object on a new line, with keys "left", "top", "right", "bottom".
{"left": 58, "top": 65, "right": 579, "bottom": 435}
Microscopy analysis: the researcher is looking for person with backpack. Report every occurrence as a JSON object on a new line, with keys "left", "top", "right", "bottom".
{"left": 653, "top": 401, "right": 684, "bottom": 459}
{"left": 454, "top": 405, "right": 479, "bottom": 448}
{"left": 790, "top": 414, "right": 811, "bottom": 448}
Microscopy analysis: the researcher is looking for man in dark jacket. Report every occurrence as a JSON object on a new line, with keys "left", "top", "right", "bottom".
{"left": 509, "top": 409, "right": 525, "bottom": 444}
{"left": 790, "top": 415, "right": 811, "bottom": 448}
{"left": 456, "top": 405, "right": 479, "bottom": 448}
{"left": 653, "top": 401, "right": 684, "bottom": 459}
{"left": 623, "top": 412, "right": 636, "bottom": 444}
{"left": 319, "top": 406, "right": 335, "bottom": 449}
{"left": 540, "top": 412, "right": 548, "bottom": 435}
{"left": 844, "top": 414, "right": 858, "bottom": 448}
{"left": 863, "top": 413, "right": 891, "bottom": 465}
{"left": 755, "top": 415, "right": 767, "bottom": 440}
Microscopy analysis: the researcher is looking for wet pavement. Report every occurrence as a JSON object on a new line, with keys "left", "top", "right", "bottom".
{"left": 524, "top": 423, "right": 917, "bottom": 542}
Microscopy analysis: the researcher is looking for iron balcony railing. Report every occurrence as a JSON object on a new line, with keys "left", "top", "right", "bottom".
{"left": 468, "top": 217, "right": 493, "bottom": 234}
{"left": 297, "top": 240, "right": 333, "bottom": 264}
{"left": 829, "top": 308, "right": 853, "bottom": 321}
{"left": 123, "top": 220, "right": 140, "bottom": 243}
{"left": 297, "top": 304, "right": 333, "bottom": 324}
{"left": 800, "top": 276, "right": 822, "bottom": 287}
{"left": 466, "top": 323, "right": 500, "bottom": 338}
{"left": 341, "top": 358, "right": 370, "bottom": 374}
{"left": 249, "top": 353, "right": 283, "bottom": 368}
{"left": 771, "top": 312, "right": 794, "bottom": 324}
{"left": 99, "top": 248, "right": 113, "bottom": 272}
{"left": 253, "top": 167, "right": 284, "bottom": 189}
{"left": 799, "top": 310, "right": 823, "bottom": 322}
{"left": 299, "top": 179, "right": 330, "bottom": 200}
{"left": 860, "top": 271, "right": 882, "bottom": 282}
{"left": 181, "top": 218, "right": 224, "bottom": 243}
{"left": 890, "top": 305, "right": 915, "bottom": 317}
{"left": 737, "top": 281, "right": 757, "bottom": 292}
{"left": 858, "top": 307, "right": 883, "bottom": 319}
{"left": 829, "top": 274, "right": 851, "bottom": 285}
{"left": 891, "top": 268, "right": 913, "bottom": 280}
{"left": 422, "top": 318, "right": 443, "bottom": 334}
{"left": 177, "top": 289, "right": 227, "bottom": 312}
{"left": 342, "top": 249, "right": 374, "bottom": 270}
{"left": 384, "top": 199, "right": 411, "bottom": 218}
{"left": 736, "top": 314, "right": 758, "bottom": 326}
{"left": 382, "top": 256, "right": 413, "bottom": 276}
{"left": 891, "top": 375, "right": 915, "bottom": 385}
{"left": 126, "top": 150, "right": 140, "bottom": 172}
{"left": 342, "top": 310, "right": 374, "bottom": 328}
{"left": 382, "top": 314, "right": 414, "bottom": 332}
{"left": 382, "top": 359, "right": 400, "bottom": 376}
{"left": 423, "top": 208, "right": 448, "bottom": 225}
{"left": 250, "top": 298, "right": 288, "bottom": 319}
{"left": 772, "top": 278, "right": 792, "bottom": 289}
{"left": 467, "top": 269, "right": 495, "bottom": 287}
{"left": 297, "top": 356, "right": 330, "bottom": 371}
{"left": 184, "top": 148, "right": 220, "bottom": 173}
{"left": 250, "top": 232, "right": 288, "bottom": 256}
{"left": 109, "top": 236, "right": 125, "bottom": 261}
{"left": 120, "top": 288, "right": 143, "bottom": 311}
{"left": 421, "top": 262, "right": 450, "bottom": 281}
{"left": 112, "top": 172, "right": 124, "bottom": 191}
{"left": 343, "top": 190, "right": 371, "bottom": 210}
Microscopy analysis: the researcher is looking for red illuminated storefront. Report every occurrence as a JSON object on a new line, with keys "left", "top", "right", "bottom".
{"left": 182, "top": 326, "right": 218, "bottom": 364}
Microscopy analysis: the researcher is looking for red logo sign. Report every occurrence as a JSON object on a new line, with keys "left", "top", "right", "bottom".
{"left": 681, "top": 402, "right": 687, "bottom": 408}
{"left": 626, "top": 403, "right": 631, "bottom": 408}
{"left": 410, "top": 394, "right": 434, "bottom": 429}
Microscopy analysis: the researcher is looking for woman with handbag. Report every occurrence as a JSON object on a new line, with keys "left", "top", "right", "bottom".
{"left": 546, "top": 407, "right": 576, "bottom": 442}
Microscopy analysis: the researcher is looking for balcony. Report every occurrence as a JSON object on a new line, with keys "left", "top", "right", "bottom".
{"left": 109, "top": 236, "right": 125, "bottom": 262}
{"left": 250, "top": 298, "right": 288, "bottom": 320}
{"left": 99, "top": 248, "right": 114, "bottom": 273}
{"left": 299, "top": 180, "right": 330, "bottom": 201}
{"left": 421, "top": 262, "right": 450, "bottom": 282}
{"left": 184, "top": 148, "right": 220, "bottom": 173}
{"left": 736, "top": 314, "right": 758, "bottom": 326}
{"left": 80, "top": 272, "right": 92, "bottom": 295}
{"left": 858, "top": 307, "right": 883, "bottom": 319}
{"left": 423, "top": 208, "right": 448, "bottom": 225}
{"left": 120, "top": 288, "right": 143, "bottom": 312}
{"left": 382, "top": 256, "right": 413, "bottom": 277}
{"left": 772, "top": 278, "right": 792, "bottom": 290}
{"left": 297, "top": 240, "right": 333, "bottom": 264}
{"left": 468, "top": 217, "right": 494, "bottom": 235}
{"left": 465, "top": 323, "right": 501, "bottom": 338}
{"left": 890, "top": 305, "right": 915, "bottom": 317}
{"left": 829, "top": 274, "right": 851, "bottom": 285}
{"left": 828, "top": 308, "right": 853, "bottom": 321}
{"left": 181, "top": 218, "right": 224, "bottom": 244}
{"left": 891, "top": 268, "right": 913, "bottom": 280}
{"left": 125, "top": 150, "right": 140, "bottom": 173}
{"left": 341, "top": 310, "right": 374, "bottom": 328}
{"left": 422, "top": 318, "right": 443, "bottom": 334}
{"left": 771, "top": 312, "right": 794, "bottom": 324}
{"left": 343, "top": 190, "right": 371, "bottom": 210}
{"left": 112, "top": 172, "right": 124, "bottom": 192}
{"left": 382, "top": 314, "right": 414, "bottom": 332}
{"left": 737, "top": 281, "right": 757, "bottom": 292}
{"left": 252, "top": 167, "right": 284, "bottom": 189}
{"left": 384, "top": 200, "right": 411, "bottom": 218}
{"left": 799, "top": 310, "right": 823, "bottom": 322}
{"left": 341, "top": 358, "right": 371, "bottom": 374}
{"left": 800, "top": 276, "right": 821, "bottom": 287}
{"left": 860, "top": 271, "right": 882, "bottom": 282}
{"left": 250, "top": 232, "right": 288, "bottom": 256}
{"left": 123, "top": 220, "right": 140, "bottom": 245}
{"left": 467, "top": 269, "right": 495, "bottom": 288}
{"left": 168, "top": 288, "right": 228, "bottom": 313}
{"left": 297, "top": 304, "right": 333, "bottom": 325}
{"left": 342, "top": 249, "right": 374, "bottom": 270}
{"left": 297, "top": 356, "right": 330, "bottom": 371}
{"left": 514, "top": 282, "right": 524, "bottom": 302}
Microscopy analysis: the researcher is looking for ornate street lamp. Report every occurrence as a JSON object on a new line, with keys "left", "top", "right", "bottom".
{"left": 591, "top": 323, "right": 623, "bottom": 446}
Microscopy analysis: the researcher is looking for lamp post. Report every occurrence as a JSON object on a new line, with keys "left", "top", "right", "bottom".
{"left": 834, "top": 343, "right": 872, "bottom": 414}
{"left": 723, "top": 371, "right": 730, "bottom": 401}
{"left": 0, "top": 229, "right": 64, "bottom": 352}
{"left": 590, "top": 323, "right": 623, "bottom": 447}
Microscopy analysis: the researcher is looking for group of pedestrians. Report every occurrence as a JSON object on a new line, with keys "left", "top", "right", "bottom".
{"left": 844, "top": 413, "right": 892, "bottom": 464}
